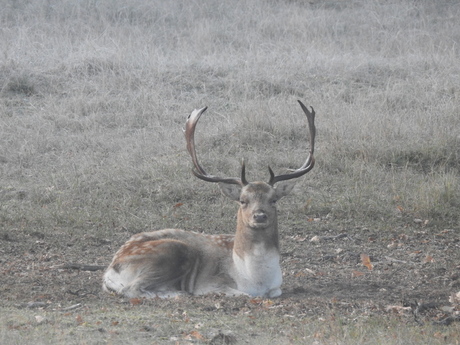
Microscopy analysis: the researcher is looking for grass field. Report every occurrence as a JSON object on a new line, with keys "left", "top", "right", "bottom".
{"left": 1, "top": 0, "right": 460, "bottom": 344}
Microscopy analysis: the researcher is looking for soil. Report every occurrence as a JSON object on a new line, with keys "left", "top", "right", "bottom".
{"left": 1, "top": 221, "right": 459, "bottom": 324}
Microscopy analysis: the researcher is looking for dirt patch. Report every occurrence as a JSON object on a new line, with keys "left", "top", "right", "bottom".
{"left": 1, "top": 221, "right": 459, "bottom": 325}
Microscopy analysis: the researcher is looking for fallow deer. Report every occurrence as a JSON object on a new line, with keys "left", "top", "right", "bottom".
{"left": 103, "top": 101, "right": 316, "bottom": 298}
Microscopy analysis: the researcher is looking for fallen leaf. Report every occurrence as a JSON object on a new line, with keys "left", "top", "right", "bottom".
{"left": 385, "top": 305, "right": 411, "bottom": 314}
{"left": 35, "top": 315, "right": 47, "bottom": 324}
{"left": 360, "top": 254, "right": 373, "bottom": 270}
{"left": 130, "top": 298, "right": 143, "bottom": 305}
{"left": 173, "top": 202, "right": 184, "bottom": 208}
{"left": 398, "top": 234, "right": 409, "bottom": 241}
{"left": 433, "top": 331, "right": 446, "bottom": 339}
{"left": 294, "top": 271, "right": 306, "bottom": 278}
{"left": 262, "top": 299, "right": 274, "bottom": 308}
{"left": 184, "top": 330, "right": 206, "bottom": 341}
{"left": 449, "top": 291, "right": 460, "bottom": 305}
{"left": 75, "top": 315, "right": 84, "bottom": 325}
{"left": 249, "top": 298, "right": 263, "bottom": 305}
{"left": 352, "top": 270, "right": 365, "bottom": 277}
{"left": 387, "top": 241, "right": 398, "bottom": 249}
{"left": 423, "top": 255, "right": 434, "bottom": 263}
{"left": 310, "top": 235, "right": 321, "bottom": 243}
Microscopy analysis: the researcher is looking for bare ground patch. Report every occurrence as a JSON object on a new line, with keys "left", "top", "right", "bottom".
{"left": 1, "top": 221, "right": 459, "bottom": 344}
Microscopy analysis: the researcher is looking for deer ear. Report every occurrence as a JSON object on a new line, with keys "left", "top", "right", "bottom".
{"left": 218, "top": 183, "right": 242, "bottom": 201}
{"left": 274, "top": 181, "right": 296, "bottom": 200}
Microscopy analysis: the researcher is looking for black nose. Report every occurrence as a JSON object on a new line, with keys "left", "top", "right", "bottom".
{"left": 253, "top": 213, "right": 267, "bottom": 223}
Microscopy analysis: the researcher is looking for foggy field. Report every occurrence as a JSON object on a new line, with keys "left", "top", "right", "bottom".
{"left": 1, "top": 0, "right": 459, "bottom": 344}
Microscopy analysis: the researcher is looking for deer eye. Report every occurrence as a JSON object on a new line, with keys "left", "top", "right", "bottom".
{"left": 239, "top": 200, "right": 248, "bottom": 206}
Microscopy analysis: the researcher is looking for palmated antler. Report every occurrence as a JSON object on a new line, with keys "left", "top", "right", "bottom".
{"left": 267, "top": 100, "right": 316, "bottom": 185}
{"left": 184, "top": 101, "right": 316, "bottom": 187}
{"left": 185, "top": 107, "right": 247, "bottom": 186}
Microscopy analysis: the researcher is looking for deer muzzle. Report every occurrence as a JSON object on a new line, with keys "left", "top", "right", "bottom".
{"left": 253, "top": 212, "right": 268, "bottom": 224}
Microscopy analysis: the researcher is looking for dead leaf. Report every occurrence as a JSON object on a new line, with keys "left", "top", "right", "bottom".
{"left": 314, "top": 331, "right": 324, "bottom": 339}
{"left": 423, "top": 255, "right": 434, "bottom": 263}
{"left": 433, "top": 331, "right": 446, "bottom": 339}
{"left": 294, "top": 271, "right": 306, "bottom": 278}
{"left": 295, "top": 236, "right": 308, "bottom": 242}
{"left": 249, "top": 298, "right": 263, "bottom": 305}
{"left": 130, "top": 298, "right": 142, "bottom": 305}
{"left": 387, "top": 241, "right": 398, "bottom": 249}
{"left": 449, "top": 291, "right": 460, "bottom": 305}
{"left": 35, "top": 315, "right": 47, "bottom": 324}
{"left": 385, "top": 305, "right": 411, "bottom": 314}
{"left": 398, "top": 234, "right": 409, "bottom": 241}
{"left": 352, "top": 270, "right": 365, "bottom": 277}
{"left": 262, "top": 299, "right": 274, "bottom": 308}
{"left": 75, "top": 315, "right": 84, "bottom": 325}
{"left": 173, "top": 202, "right": 184, "bottom": 208}
{"left": 360, "top": 254, "right": 373, "bottom": 270}
{"left": 310, "top": 235, "right": 321, "bottom": 243}
{"left": 184, "top": 330, "right": 206, "bottom": 341}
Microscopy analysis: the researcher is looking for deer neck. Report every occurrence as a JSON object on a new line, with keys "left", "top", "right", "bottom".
{"left": 233, "top": 208, "right": 280, "bottom": 260}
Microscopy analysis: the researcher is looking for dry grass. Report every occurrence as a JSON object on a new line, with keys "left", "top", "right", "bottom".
{"left": 1, "top": 0, "right": 460, "bottom": 344}
{"left": 2, "top": 300, "right": 460, "bottom": 345}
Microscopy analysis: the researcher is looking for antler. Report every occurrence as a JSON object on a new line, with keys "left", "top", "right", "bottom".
{"left": 267, "top": 100, "right": 316, "bottom": 186}
{"left": 185, "top": 101, "right": 315, "bottom": 187}
{"left": 185, "top": 107, "right": 247, "bottom": 186}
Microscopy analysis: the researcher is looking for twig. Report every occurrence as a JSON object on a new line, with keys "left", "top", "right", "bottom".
{"left": 384, "top": 256, "right": 407, "bottom": 264}
{"left": 53, "top": 263, "right": 106, "bottom": 271}
{"left": 310, "top": 233, "right": 349, "bottom": 242}
{"left": 60, "top": 303, "right": 83, "bottom": 312}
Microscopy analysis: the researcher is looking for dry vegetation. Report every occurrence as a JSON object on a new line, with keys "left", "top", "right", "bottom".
{"left": 1, "top": 0, "right": 459, "bottom": 344}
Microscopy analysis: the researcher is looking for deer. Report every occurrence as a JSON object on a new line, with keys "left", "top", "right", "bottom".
{"left": 102, "top": 100, "right": 316, "bottom": 298}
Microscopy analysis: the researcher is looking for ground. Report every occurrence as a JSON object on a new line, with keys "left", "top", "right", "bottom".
{"left": 2, "top": 219, "right": 459, "bottom": 344}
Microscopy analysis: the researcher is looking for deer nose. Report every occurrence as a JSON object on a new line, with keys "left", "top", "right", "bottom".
{"left": 253, "top": 212, "right": 268, "bottom": 223}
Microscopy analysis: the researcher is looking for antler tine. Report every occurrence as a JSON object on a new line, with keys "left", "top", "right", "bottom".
{"left": 185, "top": 107, "right": 246, "bottom": 186}
{"left": 268, "top": 100, "right": 316, "bottom": 186}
